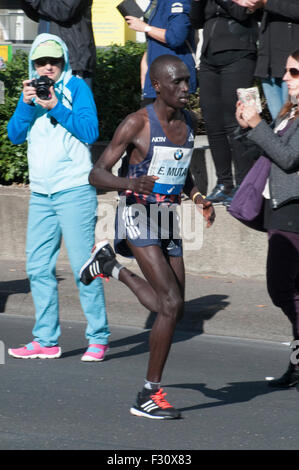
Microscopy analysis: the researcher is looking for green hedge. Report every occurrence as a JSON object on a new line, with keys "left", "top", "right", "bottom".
{"left": 0, "top": 42, "right": 149, "bottom": 185}
{"left": 0, "top": 50, "right": 29, "bottom": 184}
{"left": 94, "top": 41, "right": 147, "bottom": 141}
{"left": 0, "top": 41, "right": 269, "bottom": 185}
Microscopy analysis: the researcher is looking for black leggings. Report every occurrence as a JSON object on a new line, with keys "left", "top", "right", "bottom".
{"left": 267, "top": 229, "right": 299, "bottom": 340}
{"left": 199, "top": 55, "right": 256, "bottom": 186}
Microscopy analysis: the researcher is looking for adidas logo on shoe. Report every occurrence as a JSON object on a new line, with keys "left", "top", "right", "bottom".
{"left": 130, "top": 388, "right": 181, "bottom": 419}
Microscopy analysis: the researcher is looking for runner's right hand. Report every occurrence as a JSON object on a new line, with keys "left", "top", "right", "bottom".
{"left": 128, "top": 175, "right": 159, "bottom": 195}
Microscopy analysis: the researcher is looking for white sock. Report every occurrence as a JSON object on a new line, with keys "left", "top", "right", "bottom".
{"left": 144, "top": 379, "right": 160, "bottom": 392}
{"left": 111, "top": 263, "right": 124, "bottom": 280}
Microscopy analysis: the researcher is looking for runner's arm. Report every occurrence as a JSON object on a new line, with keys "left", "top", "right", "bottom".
{"left": 183, "top": 170, "right": 215, "bottom": 228}
{"left": 89, "top": 113, "right": 158, "bottom": 194}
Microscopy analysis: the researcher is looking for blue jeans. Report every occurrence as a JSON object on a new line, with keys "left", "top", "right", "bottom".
{"left": 262, "top": 78, "right": 289, "bottom": 120}
{"left": 26, "top": 185, "right": 110, "bottom": 347}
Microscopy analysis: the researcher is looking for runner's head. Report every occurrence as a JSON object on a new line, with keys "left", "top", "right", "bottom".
{"left": 149, "top": 55, "right": 190, "bottom": 109}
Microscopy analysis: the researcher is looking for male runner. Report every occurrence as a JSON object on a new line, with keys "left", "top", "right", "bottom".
{"left": 80, "top": 55, "right": 215, "bottom": 419}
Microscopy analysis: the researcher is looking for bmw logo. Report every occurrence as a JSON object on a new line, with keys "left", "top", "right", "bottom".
{"left": 174, "top": 149, "right": 183, "bottom": 160}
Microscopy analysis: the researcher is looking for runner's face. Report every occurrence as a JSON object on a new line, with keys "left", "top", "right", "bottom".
{"left": 155, "top": 62, "right": 190, "bottom": 108}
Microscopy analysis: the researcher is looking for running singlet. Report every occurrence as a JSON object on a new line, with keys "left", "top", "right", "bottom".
{"left": 123, "top": 103, "right": 195, "bottom": 205}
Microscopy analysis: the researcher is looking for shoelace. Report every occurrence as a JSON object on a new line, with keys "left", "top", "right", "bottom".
{"left": 150, "top": 389, "right": 172, "bottom": 409}
{"left": 99, "top": 273, "right": 109, "bottom": 282}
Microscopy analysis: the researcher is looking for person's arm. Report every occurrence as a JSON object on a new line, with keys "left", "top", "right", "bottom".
{"left": 231, "top": 0, "right": 264, "bottom": 9}
{"left": 248, "top": 121, "right": 299, "bottom": 171}
{"left": 7, "top": 97, "right": 36, "bottom": 144}
{"left": 140, "top": 51, "right": 148, "bottom": 91}
{"left": 89, "top": 113, "right": 158, "bottom": 193}
{"left": 183, "top": 170, "right": 215, "bottom": 228}
{"left": 214, "top": 0, "right": 259, "bottom": 21}
{"left": 7, "top": 80, "right": 38, "bottom": 144}
{"left": 183, "top": 108, "right": 215, "bottom": 228}
{"left": 232, "top": 0, "right": 299, "bottom": 19}
{"left": 21, "top": 0, "right": 39, "bottom": 22}
{"left": 238, "top": 102, "right": 299, "bottom": 171}
{"left": 22, "top": 0, "right": 85, "bottom": 23}
{"left": 126, "top": 0, "right": 192, "bottom": 48}
{"left": 125, "top": 16, "right": 166, "bottom": 43}
{"left": 264, "top": 0, "right": 299, "bottom": 22}
{"left": 46, "top": 80, "right": 99, "bottom": 144}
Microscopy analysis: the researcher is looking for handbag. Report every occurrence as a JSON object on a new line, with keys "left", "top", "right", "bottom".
{"left": 228, "top": 155, "right": 271, "bottom": 232}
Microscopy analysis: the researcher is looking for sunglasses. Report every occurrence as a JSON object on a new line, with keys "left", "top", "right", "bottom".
{"left": 285, "top": 67, "right": 299, "bottom": 78}
{"left": 34, "top": 57, "right": 63, "bottom": 67}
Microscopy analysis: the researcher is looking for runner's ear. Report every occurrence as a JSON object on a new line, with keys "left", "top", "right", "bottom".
{"left": 152, "top": 78, "right": 160, "bottom": 94}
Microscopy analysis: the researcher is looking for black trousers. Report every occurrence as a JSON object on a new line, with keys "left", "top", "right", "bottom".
{"left": 267, "top": 229, "right": 299, "bottom": 340}
{"left": 199, "top": 55, "right": 256, "bottom": 187}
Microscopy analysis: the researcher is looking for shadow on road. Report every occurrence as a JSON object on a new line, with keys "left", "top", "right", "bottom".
{"left": 61, "top": 293, "right": 229, "bottom": 359}
{"left": 65, "top": 293, "right": 229, "bottom": 360}
{"left": 0, "top": 276, "right": 65, "bottom": 313}
{"left": 167, "top": 381, "right": 284, "bottom": 412}
{"left": 0, "top": 279, "right": 30, "bottom": 312}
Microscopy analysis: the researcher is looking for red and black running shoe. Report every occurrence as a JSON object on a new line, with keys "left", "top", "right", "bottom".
{"left": 130, "top": 388, "right": 181, "bottom": 419}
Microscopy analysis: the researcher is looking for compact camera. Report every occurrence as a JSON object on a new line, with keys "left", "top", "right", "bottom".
{"left": 30, "top": 75, "right": 55, "bottom": 100}
{"left": 237, "top": 86, "right": 262, "bottom": 113}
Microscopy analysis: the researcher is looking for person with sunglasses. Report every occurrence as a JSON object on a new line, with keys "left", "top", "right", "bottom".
{"left": 235, "top": 49, "right": 299, "bottom": 388}
{"left": 7, "top": 34, "right": 110, "bottom": 361}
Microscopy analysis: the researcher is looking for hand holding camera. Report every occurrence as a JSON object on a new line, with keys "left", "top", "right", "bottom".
{"left": 23, "top": 75, "right": 57, "bottom": 109}
{"left": 236, "top": 100, "right": 262, "bottom": 129}
{"left": 236, "top": 86, "right": 262, "bottom": 129}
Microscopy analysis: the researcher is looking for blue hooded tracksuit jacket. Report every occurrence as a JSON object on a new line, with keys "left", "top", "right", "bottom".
{"left": 7, "top": 33, "right": 99, "bottom": 195}
{"left": 143, "top": 0, "right": 197, "bottom": 99}
{"left": 6, "top": 34, "right": 109, "bottom": 348}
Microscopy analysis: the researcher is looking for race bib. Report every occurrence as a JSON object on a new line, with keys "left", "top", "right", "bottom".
{"left": 147, "top": 145, "right": 193, "bottom": 195}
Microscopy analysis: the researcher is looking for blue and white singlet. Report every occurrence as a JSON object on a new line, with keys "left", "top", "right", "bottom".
{"left": 114, "top": 104, "right": 195, "bottom": 258}
{"left": 123, "top": 103, "right": 195, "bottom": 205}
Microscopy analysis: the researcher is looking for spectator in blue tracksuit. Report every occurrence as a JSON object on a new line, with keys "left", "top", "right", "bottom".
{"left": 7, "top": 33, "right": 110, "bottom": 362}
{"left": 125, "top": 0, "right": 197, "bottom": 106}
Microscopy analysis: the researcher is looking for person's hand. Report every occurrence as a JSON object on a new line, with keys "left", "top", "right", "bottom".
{"left": 125, "top": 16, "right": 147, "bottom": 32}
{"left": 231, "top": 0, "right": 265, "bottom": 10}
{"left": 128, "top": 175, "right": 159, "bottom": 195}
{"left": 236, "top": 101, "right": 261, "bottom": 128}
{"left": 241, "top": 103, "right": 262, "bottom": 128}
{"left": 195, "top": 197, "right": 215, "bottom": 228}
{"left": 34, "top": 86, "right": 58, "bottom": 110}
{"left": 22, "top": 79, "right": 37, "bottom": 105}
{"left": 236, "top": 101, "right": 250, "bottom": 128}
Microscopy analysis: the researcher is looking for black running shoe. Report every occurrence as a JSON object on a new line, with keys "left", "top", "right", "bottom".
{"left": 79, "top": 240, "right": 116, "bottom": 285}
{"left": 206, "top": 184, "right": 234, "bottom": 205}
{"left": 130, "top": 388, "right": 181, "bottom": 420}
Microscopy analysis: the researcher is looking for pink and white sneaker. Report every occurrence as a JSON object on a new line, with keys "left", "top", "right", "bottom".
{"left": 81, "top": 344, "right": 109, "bottom": 362}
{"left": 8, "top": 341, "right": 62, "bottom": 359}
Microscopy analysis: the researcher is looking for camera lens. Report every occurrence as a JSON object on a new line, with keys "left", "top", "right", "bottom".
{"left": 36, "top": 86, "right": 51, "bottom": 100}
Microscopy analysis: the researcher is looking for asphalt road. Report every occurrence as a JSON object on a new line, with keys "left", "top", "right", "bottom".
{"left": 0, "top": 314, "right": 298, "bottom": 453}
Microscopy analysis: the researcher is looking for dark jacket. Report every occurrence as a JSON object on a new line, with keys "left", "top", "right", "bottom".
{"left": 21, "top": 0, "right": 96, "bottom": 75}
{"left": 189, "top": 0, "right": 259, "bottom": 55}
{"left": 254, "top": 0, "right": 299, "bottom": 78}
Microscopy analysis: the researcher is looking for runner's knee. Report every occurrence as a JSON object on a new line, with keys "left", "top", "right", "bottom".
{"left": 159, "top": 292, "right": 184, "bottom": 321}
